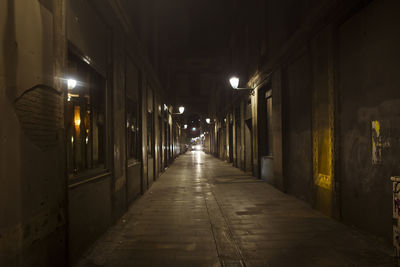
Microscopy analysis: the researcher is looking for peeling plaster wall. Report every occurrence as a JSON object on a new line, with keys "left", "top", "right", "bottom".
{"left": 0, "top": 0, "right": 67, "bottom": 266}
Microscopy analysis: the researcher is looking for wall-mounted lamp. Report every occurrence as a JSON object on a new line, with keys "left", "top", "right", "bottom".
{"left": 192, "top": 127, "right": 196, "bottom": 131}
{"left": 172, "top": 106, "right": 185, "bottom": 115}
{"left": 184, "top": 124, "right": 188, "bottom": 129}
{"left": 229, "top": 76, "right": 254, "bottom": 95}
{"left": 206, "top": 118, "right": 211, "bottom": 124}
{"left": 68, "top": 79, "right": 77, "bottom": 90}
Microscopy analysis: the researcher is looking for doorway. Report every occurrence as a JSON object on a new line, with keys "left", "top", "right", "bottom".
{"left": 245, "top": 118, "right": 253, "bottom": 173}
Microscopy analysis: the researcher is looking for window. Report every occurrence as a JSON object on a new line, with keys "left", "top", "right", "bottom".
{"left": 126, "top": 59, "right": 140, "bottom": 161}
{"left": 66, "top": 52, "right": 106, "bottom": 176}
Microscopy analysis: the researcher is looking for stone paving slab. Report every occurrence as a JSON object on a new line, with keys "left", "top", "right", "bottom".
{"left": 75, "top": 152, "right": 394, "bottom": 267}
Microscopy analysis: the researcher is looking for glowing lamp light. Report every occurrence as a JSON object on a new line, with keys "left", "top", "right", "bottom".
{"left": 184, "top": 124, "right": 188, "bottom": 129}
{"left": 74, "top": 106, "right": 81, "bottom": 127}
{"left": 228, "top": 76, "right": 254, "bottom": 95}
{"left": 206, "top": 118, "right": 211, "bottom": 124}
{"left": 68, "top": 79, "right": 77, "bottom": 90}
{"left": 179, "top": 106, "right": 185, "bottom": 114}
{"left": 192, "top": 127, "right": 196, "bottom": 131}
{"left": 229, "top": 76, "right": 239, "bottom": 89}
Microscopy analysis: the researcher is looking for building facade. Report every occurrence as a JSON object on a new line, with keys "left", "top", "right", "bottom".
{"left": 0, "top": 0, "right": 184, "bottom": 265}
{"left": 208, "top": 0, "right": 400, "bottom": 244}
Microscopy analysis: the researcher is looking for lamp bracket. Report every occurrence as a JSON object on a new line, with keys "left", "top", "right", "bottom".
{"left": 235, "top": 88, "right": 255, "bottom": 96}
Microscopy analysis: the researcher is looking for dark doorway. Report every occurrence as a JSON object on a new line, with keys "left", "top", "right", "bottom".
{"left": 245, "top": 118, "right": 253, "bottom": 173}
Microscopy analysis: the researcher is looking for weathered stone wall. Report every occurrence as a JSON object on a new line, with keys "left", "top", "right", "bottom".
{"left": 1, "top": 0, "right": 173, "bottom": 265}
{"left": 338, "top": 0, "right": 400, "bottom": 241}
{"left": 283, "top": 51, "right": 313, "bottom": 203}
{"left": 0, "top": 0, "right": 67, "bottom": 266}
{"left": 215, "top": 0, "right": 400, "bottom": 243}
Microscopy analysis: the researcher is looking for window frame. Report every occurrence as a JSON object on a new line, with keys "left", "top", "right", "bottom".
{"left": 66, "top": 45, "right": 110, "bottom": 182}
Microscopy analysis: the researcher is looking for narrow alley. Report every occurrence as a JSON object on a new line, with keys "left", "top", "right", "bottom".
{"left": 2, "top": 0, "right": 400, "bottom": 266}
{"left": 76, "top": 152, "right": 392, "bottom": 267}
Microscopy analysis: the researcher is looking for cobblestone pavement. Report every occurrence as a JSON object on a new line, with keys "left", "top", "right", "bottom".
{"left": 76, "top": 151, "right": 394, "bottom": 267}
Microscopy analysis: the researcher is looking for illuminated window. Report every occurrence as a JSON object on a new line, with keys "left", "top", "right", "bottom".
{"left": 66, "top": 52, "right": 106, "bottom": 176}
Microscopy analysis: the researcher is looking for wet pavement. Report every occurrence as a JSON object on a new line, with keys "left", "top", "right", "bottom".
{"left": 76, "top": 151, "right": 394, "bottom": 267}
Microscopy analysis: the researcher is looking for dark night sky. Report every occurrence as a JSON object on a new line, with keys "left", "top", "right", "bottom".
{"left": 156, "top": 0, "right": 232, "bottom": 58}
{"left": 126, "top": 0, "right": 234, "bottom": 119}
{"left": 126, "top": 0, "right": 235, "bottom": 116}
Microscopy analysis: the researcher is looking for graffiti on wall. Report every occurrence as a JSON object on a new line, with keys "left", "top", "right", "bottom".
{"left": 371, "top": 120, "right": 390, "bottom": 165}
{"left": 372, "top": 120, "right": 382, "bottom": 164}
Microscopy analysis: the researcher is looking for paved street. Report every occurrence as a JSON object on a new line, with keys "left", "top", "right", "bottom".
{"left": 76, "top": 151, "right": 393, "bottom": 267}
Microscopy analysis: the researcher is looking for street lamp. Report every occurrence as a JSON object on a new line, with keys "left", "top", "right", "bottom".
{"left": 229, "top": 77, "right": 239, "bottom": 89}
{"left": 206, "top": 118, "right": 211, "bottom": 124}
{"left": 229, "top": 76, "right": 254, "bottom": 95}
{"left": 67, "top": 79, "right": 77, "bottom": 90}
{"left": 172, "top": 106, "right": 185, "bottom": 115}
